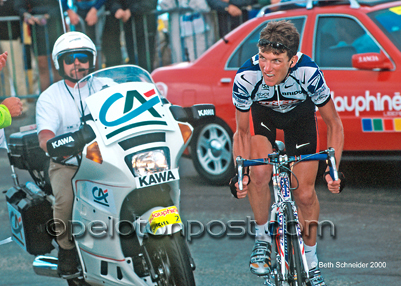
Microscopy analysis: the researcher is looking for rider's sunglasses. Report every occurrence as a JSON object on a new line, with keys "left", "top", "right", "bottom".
{"left": 63, "top": 53, "right": 89, "bottom": 65}
{"left": 258, "top": 39, "right": 293, "bottom": 52}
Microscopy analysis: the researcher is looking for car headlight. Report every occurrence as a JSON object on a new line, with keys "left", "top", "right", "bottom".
{"left": 126, "top": 149, "right": 169, "bottom": 177}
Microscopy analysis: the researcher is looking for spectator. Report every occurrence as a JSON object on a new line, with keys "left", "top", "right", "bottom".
{"left": 101, "top": 0, "right": 125, "bottom": 67}
{"left": 61, "top": 0, "right": 106, "bottom": 48}
{"left": 0, "top": 52, "right": 23, "bottom": 129}
{"left": 206, "top": 0, "right": 256, "bottom": 38}
{"left": 14, "top": 0, "right": 63, "bottom": 92}
{"left": 0, "top": 51, "right": 7, "bottom": 71}
{"left": 0, "top": 99, "right": 14, "bottom": 129}
{"left": 103, "top": 0, "right": 158, "bottom": 71}
{"left": 0, "top": 96, "right": 23, "bottom": 129}
{"left": 0, "top": 0, "right": 28, "bottom": 97}
{"left": 160, "top": 0, "right": 215, "bottom": 63}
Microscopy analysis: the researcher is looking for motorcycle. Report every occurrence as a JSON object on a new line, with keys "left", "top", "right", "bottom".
{"left": 5, "top": 65, "right": 215, "bottom": 285}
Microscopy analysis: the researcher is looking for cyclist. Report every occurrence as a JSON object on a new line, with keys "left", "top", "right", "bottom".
{"left": 230, "top": 20, "right": 344, "bottom": 285}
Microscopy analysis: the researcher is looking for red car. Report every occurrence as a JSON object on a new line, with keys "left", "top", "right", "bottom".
{"left": 152, "top": 0, "right": 401, "bottom": 184}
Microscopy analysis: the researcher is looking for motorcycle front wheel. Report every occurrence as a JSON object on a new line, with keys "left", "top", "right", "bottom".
{"left": 144, "top": 232, "right": 195, "bottom": 286}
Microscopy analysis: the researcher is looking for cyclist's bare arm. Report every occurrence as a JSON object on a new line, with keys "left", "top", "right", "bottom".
{"left": 233, "top": 109, "right": 252, "bottom": 196}
{"left": 318, "top": 98, "right": 344, "bottom": 193}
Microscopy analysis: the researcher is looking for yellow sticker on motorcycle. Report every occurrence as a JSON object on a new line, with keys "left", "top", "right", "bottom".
{"left": 149, "top": 206, "right": 181, "bottom": 234}
{"left": 390, "top": 6, "right": 401, "bottom": 15}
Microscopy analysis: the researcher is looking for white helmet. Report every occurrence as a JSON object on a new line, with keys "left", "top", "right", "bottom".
{"left": 52, "top": 31, "right": 96, "bottom": 75}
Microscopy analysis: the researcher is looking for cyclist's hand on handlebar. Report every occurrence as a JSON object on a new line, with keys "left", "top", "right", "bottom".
{"left": 326, "top": 177, "right": 341, "bottom": 194}
{"left": 229, "top": 174, "right": 250, "bottom": 199}
{"left": 324, "top": 171, "right": 346, "bottom": 194}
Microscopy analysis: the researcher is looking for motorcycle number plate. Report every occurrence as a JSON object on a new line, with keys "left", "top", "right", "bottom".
{"left": 149, "top": 206, "right": 182, "bottom": 234}
{"left": 134, "top": 168, "right": 180, "bottom": 189}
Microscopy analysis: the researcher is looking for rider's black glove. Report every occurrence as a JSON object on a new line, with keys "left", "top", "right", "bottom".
{"left": 229, "top": 175, "right": 239, "bottom": 198}
{"left": 323, "top": 171, "right": 346, "bottom": 193}
{"left": 229, "top": 167, "right": 250, "bottom": 199}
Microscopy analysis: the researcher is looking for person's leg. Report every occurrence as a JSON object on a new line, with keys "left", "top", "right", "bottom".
{"left": 37, "top": 55, "right": 50, "bottom": 92}
{"left": 248, "top": 135, "right": 273, "bottom": 226}
{"left": 283, "top": 101, "right": 320, "bottom": 249}
{"left": 123, "top": 19, "right": 135, "bottom": 64}
{"left": 135, "top": 14, "right": 157, "bottom": 71}
{"left": 247, "top": 104, "right": 278, "bottom": 226}
{"left": 0, "top": 39, "right": 28, "bottom": 96}
{"left": 48, "top": 161, "right": 79, "bottom": 275}
{"left": 245, "top": 135, "right": 273, "bottom": 276}
{"left": 291, "top": 160, "right": 320, "bottom": 247}
{"left": 48, "top": 161, "right": 77, "bottom": 249}
{"left": 33, "top": 21, "right": 57, "bottom": 92}
{"left": 284, "top": 103, "right": 326, "bottom": 284}
{"left": 37, "top": 55, "right": 59, "bottom": 92}
{"left": 291, "top": 163, "right": 326, "bottom": 285}
{"left": 47, "top": 15, "right": 63, "bottom": 84}
{"left": 102, "top": 15, "right": 122, "bottom": 67}
{"left": 0, "top": 42, "right": 12, "bottom": 96}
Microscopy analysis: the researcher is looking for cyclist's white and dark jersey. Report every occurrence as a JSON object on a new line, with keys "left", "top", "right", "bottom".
{"left": 232, "top": 52, "right": 331, "bottom": 155}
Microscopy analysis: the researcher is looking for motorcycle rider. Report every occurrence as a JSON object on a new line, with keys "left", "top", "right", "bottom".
{"left": 36, "top": 31, "right": 97, "bottom": 278}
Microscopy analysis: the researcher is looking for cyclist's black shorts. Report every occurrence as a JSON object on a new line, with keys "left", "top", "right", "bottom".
{"left": 251, "top": 99, "right": 319, "bottom": 156}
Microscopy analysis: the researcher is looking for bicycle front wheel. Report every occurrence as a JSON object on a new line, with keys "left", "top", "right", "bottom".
{"left": 285, "top": 202, "right": 306, "bottom": 286}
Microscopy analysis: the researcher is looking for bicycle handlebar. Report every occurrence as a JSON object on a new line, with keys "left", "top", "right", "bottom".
{"left": 236, "top": 148, "right": 339, "bottom": 191}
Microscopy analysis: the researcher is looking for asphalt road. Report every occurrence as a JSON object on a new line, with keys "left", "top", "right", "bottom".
{"left": 1, "top": 153, "right": 400, "bottom": 286}
{"left": 0, "top": 109, "right": 400, "bottom": 285}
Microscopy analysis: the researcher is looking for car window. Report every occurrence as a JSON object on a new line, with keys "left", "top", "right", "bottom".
{"left": 369, "top": 5, "right": 401, "bottom": 52}
{"left": 315, "top": 16, "right": 381, "bottom": 68}
{"left": 227, "top": 17, "right": 305, "bottom": 69}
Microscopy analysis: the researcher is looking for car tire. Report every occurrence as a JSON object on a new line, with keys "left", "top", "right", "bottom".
{"left": 190, "top": 119, "right": 235, "bottom": 185}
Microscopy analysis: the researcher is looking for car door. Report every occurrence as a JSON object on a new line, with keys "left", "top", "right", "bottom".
{"left": 313, "top": 12, "right": 401, "bottom": 152}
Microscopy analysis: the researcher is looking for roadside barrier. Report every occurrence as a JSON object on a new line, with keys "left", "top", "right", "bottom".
{"left": 0, "top": 5, "right": 259, "bottom": 100}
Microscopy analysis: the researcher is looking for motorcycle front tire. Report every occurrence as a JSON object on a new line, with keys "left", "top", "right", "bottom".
{"left": 144, "top": 232, "right": 195, "bottom": 286}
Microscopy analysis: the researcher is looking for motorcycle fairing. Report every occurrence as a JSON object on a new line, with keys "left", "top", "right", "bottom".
{"left": 75, "top": 180, "right": 120, "bottom": 214}
{"left": 86, "top": 82, "right": 175, "bottom": 146}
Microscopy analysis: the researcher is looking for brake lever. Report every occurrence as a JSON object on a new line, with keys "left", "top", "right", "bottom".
{"left": 236, "top": 157, "right": 244, "bottom": 191}
{"left": 327, "top": 148, "right": 339, "bottom": 181}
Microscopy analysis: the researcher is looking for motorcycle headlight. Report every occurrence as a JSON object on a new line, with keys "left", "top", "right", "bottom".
{"left": 126, "top": 148, "right": 169, "bottom": 177}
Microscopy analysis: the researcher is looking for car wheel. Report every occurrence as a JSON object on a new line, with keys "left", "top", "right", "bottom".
{"left": 190, "top": 119, "right": 234, "bottom": 185}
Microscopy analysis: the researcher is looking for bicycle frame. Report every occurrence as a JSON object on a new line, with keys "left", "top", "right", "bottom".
{"left": 236, "top": 144, "right": 338, "bottom": 285}
{"left": 270, "top": 163, "right": 308, "bottom": 285}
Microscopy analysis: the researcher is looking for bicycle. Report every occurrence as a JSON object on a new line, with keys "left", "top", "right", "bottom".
{"left": 236, "top": 141, "right": 339, "bottom": 286}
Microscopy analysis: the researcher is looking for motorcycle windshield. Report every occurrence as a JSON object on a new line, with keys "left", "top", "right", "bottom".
{"left": 73, "top": 65, "right": 155, "bottom": 96}
{"left": 78, "top": 65, "right": 175, "bottom": 145}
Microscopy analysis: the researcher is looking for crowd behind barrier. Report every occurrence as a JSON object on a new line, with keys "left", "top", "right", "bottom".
{"left": 0, "top": 3, "right": 262, "bottom": 100}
